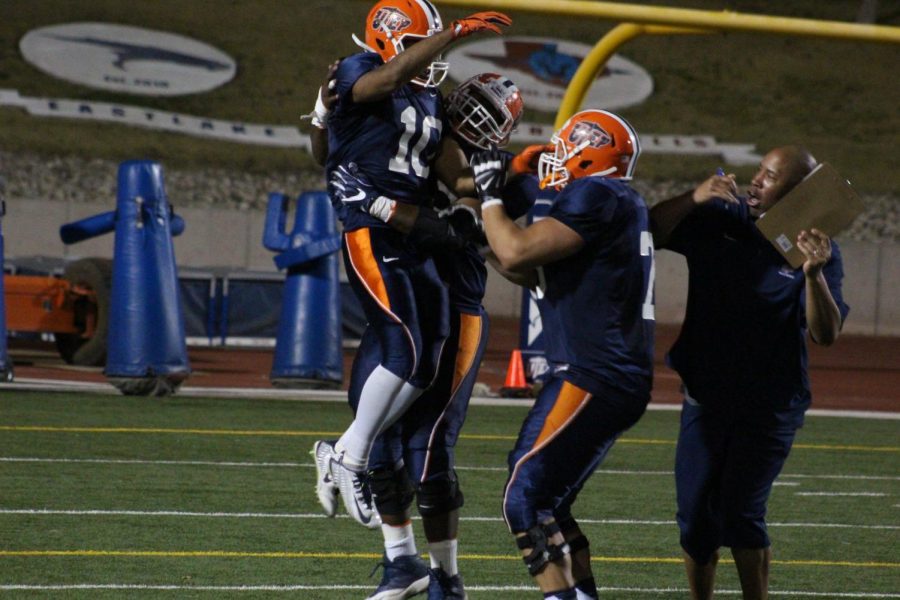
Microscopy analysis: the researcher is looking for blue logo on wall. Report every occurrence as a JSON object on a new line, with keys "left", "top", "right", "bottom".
{"left": 49, "top": 35, "right": 232, "bottom": 71}
{"left": 20, "top": 22, "right": 237, "bottom": 96}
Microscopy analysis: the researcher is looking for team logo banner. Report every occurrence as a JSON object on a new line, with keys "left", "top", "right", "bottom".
{"left": 19, "top": 23, "right": 236, "bottom": 97}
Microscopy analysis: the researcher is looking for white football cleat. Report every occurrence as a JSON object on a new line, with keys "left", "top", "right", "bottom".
{"left": 311, "top": 440, "right": 340, "bottom": 517}
{"left": 337, "top": 462, "right": 382, "bottom": 529}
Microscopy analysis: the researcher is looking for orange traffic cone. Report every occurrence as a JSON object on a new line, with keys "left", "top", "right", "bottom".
{"left": 500, "top": 349, "right": 532, "bottom": 398}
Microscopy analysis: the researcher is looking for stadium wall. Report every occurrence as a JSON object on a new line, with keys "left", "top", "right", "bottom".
{"left": 5, "top": 195, "right": 898, "bottom": 337}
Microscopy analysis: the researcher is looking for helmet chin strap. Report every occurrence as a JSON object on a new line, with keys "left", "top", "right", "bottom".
{"left": 588, "top": 166, "right": 618, "bottom": 178}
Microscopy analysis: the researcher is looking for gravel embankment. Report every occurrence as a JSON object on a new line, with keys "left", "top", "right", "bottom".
{"left": 1, "top": 150, "right": 897, "bottom": 243}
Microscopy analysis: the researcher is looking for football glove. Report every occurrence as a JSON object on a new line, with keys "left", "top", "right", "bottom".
{"left": 442, "top": 203, "right": 485, "bottom": 246}
{"left": 470, "top": 148, "right": 510, "bottom": 208}
{"left": 328, "top": 163, "right": 396, "bottom": 223}
{"left": 511, "top": 143, "right": 554, "bottom": 176}
{"left": 450, "top": 11, "right": 512, "bottom": 40}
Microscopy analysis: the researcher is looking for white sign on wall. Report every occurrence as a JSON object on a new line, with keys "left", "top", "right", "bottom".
{"left": 0, "top": 90, "right": 760, "bottom": 164}
{"left": 19, "top": 22, "right": 236, "bottom": 96}
{"left": 446, "top": 36, "right": 653, "bottom": 113}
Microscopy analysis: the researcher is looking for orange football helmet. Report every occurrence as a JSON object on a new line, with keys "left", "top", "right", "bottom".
{"left": 446, "top": 73, "right": 524, "bottom": 150}
{"left": 537, "top": 109, "right": 641, "bottom": 190}
{"left": 353, "top": 0, "right": 448, "bottom": 87}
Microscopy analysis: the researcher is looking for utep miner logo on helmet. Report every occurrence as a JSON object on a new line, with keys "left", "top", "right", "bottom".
{"left": 569, "top": 121, "right": 611, "bottom": 148}
{"left": 372, "top": 7, "right": 412, "bottom": 33}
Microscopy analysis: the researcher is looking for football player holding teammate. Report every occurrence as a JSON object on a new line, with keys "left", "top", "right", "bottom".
{"left": 311, "top": 2, "right": 653, "bottom": 600}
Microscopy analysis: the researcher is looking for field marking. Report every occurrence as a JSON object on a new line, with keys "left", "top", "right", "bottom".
{"left": 3, "top": 456, "right": 898, "bottom": 482}
{"left": 796, "top": 492, "right": 888, "bottom": 497}
{"left": 7, "top": 378, "right": 900, "bottom": 420}
{"left": 2, "top": 425, "right": 897, "bottom": 453}
{"left": 1, "top": 550, "right": 897, "bottom": 568}
{"left": 1, "top": 584, "right": 898, "bottom": 597}
{"left": 2, "top": 508, "right": 897, "bottom": 531}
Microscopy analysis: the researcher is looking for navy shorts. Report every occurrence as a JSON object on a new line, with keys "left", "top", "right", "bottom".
{"left": 343, "top": 227, "right": 448, "bottom": 389}
{"left": 675, "top": 399, "right": 797, "bottom": 563}
{"left": 502, "top": 377, "right": 647, "bottom": 533}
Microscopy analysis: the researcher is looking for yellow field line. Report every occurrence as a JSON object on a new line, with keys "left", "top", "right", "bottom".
{"left": 1, "top": 550, "right": 897, "bottom": 568}
{"left": 2, "top": 425, "right": 897, "bottom": 452}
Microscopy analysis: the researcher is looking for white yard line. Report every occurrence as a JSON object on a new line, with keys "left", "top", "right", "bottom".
{"left": 1, "top": 508, "right": 896, "bottom": 531}
{"left": 6, "top": 378, "right": 900, "bottom": 419}
{"left": 796, "top": 492, "right": 888, "bottom": 497}
{"left": 0, "top": 584, "right": 897, "bottom": 597}
{"left": 2, "top": 456, "right": 897, "bottom": 481}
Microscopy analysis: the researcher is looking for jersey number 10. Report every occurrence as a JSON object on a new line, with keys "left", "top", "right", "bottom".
{"left": 389, "top": 106, "right": 442, "bottom": 179}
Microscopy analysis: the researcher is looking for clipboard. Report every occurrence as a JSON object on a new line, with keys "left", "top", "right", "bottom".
{"left": 755, "top": 163, "right": 864, "bottom": 268}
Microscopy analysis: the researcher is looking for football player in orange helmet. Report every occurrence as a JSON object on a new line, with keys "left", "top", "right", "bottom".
{"left": 537, "top": 109, "right": 641, "bottom": 190}
{"left": 469, "top": 109, "right": 654, "bottom": 599}
{"left": 311, "top": 3, "right": 513, "bottom": 599}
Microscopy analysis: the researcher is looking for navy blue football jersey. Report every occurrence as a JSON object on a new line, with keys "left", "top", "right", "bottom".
{"left": 327, "top": 52, "right": 446, "bottom": 231}
{"left": 538, "top": 177, "right": 655, "bottom": 399}
{"left": 664, "top": 198, "right": 849, "bottom": 421}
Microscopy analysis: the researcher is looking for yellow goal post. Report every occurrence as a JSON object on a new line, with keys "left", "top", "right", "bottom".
{"left": 434, "top": 0, "right": 900, "bottom": 128}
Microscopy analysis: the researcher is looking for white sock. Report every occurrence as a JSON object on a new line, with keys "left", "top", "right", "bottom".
{"left": 380, "top": 382, "right": 425, "bottom": 431}
{"left": 428, "top": 538, "right": 458, "bottom": 575}
{"left": 337, "top": 365, "right": 405, "bottom": 469}
{"left": 382, "top": 521, "right": 417, "bottom": 561}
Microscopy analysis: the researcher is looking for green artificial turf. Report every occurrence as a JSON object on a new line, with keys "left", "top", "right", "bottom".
{"left": 0, "top": 390, "right": 897, "bottom": 598}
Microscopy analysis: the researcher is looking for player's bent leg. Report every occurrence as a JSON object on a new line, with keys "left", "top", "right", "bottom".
{"left": 556, "top": 515, "right": 598, "bottom": 600}
{"left": 515, "top": 521, "right": 575, "bottom": 597}
{"left": 340, "top": 228, "right": 428, "bottom": 471}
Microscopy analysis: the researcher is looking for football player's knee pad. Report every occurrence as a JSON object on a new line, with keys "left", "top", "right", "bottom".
{"left": 415, "top": 472, "right": 464, "bottom": 517}
{"left": 368, "top": 467, "right": 415, "bottom": 516}
{"left": 556, "top": 515, "right": 590, "bottom": 554}
{"left": 516, "top": 522, "right": 571, "bottom": 576}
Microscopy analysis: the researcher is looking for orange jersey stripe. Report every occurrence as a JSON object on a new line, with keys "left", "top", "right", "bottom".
{"left": 451, "top": 313, "right": 483, "bottom": 394}
{"left": 534, "top": 382, "right": 591, "bottom": 447}
{"left": 345, "top": 229, "right": 391, "bottom": 312}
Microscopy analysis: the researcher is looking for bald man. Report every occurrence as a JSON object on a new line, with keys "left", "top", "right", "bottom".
{"left": 650, "top": 146, "right": 849, "bottom": 600}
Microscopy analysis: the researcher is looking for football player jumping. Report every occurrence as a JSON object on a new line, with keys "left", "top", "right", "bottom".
{"left": 470, "top": 110, "right": 656, "bottom": 600}
{"left": 312, "top": 70, "right": 534, "bottom": 599}
{"left": 308, "top": 1, "right": 511, "bottom": 598}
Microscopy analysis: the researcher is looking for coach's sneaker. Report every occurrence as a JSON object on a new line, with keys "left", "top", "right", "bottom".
{"left": 427, "top": 568, "right": 467, "bottom": 599}
{"left": 366, "top": 553, "right": 430, "bottom": 600}
{"left": 337, "top": 464, "right": 382, "bottom": 529}
{"left": 311, "top": 440, "right": 340, "bottom": 517}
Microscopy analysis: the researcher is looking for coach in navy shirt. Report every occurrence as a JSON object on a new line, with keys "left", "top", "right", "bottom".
{"left": 651, "top": 145, "right": 849, "bottom": 600}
